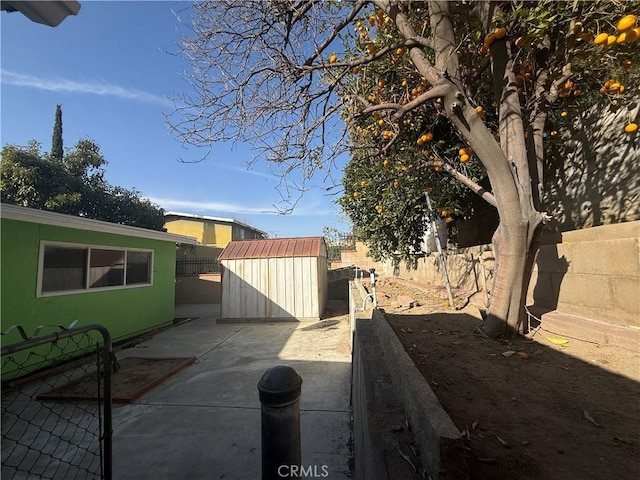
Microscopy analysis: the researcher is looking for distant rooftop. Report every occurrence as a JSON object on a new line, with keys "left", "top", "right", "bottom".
{"left": 165, "top": 211, "right": 267, "bottom": 235}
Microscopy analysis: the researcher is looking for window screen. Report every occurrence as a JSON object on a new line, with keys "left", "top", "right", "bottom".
{"left": 126, "top": 251, "right": 152, "bottom": 284}
{"left": 89, "top": 249, "right": 125, "bottom": 288}
{"left": 41, "top": 246, "right": 87, "bottom": 293}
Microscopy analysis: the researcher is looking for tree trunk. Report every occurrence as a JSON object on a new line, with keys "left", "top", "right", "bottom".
{"left": 481, "top": 214, "right": 543, "bottom": 338}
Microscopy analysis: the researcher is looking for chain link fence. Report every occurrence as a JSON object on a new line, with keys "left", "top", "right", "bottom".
{"left": 1, "top": 324, "right": 113, "bottom": 480}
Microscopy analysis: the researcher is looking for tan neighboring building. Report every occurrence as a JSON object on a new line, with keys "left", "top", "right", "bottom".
{"left": 164, "top": 212, "right": 267, "bottom": 249}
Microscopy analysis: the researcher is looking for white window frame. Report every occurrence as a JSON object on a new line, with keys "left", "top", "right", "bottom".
{"left": 37, "top": 241, "right": 154, "bottom": 297}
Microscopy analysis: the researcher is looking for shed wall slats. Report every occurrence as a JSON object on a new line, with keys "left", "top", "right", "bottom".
{"left": 221, "top": 245, "right": 327, "bottom": 320}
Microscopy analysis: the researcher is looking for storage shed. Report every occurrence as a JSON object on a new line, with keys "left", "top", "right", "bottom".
{"left": 219, "top": 237, "right": 328, "bottom": 321}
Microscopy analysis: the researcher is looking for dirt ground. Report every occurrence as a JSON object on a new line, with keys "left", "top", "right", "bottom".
{"left": 376, "top": 277, "right": 640, "bottom": 480}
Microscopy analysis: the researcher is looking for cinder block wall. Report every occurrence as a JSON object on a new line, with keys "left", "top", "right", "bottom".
{"left": 529, "top": 221, "right": 639, "bottom": 327}
{"left": 331, "top": 242, "right": 385, "bottom": 272}
{"left": 344, "top": 222, "right": 639, "bottom": 328}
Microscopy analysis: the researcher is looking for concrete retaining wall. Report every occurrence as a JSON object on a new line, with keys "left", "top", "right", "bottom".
{"left": 371, "top": 310, "right": 468, "bottom": 479}
{"left": 351, "top": 303, "right": 468, "bottom": 479}
{"left": 175, "top": 273, "right": 221, "bottom": 305}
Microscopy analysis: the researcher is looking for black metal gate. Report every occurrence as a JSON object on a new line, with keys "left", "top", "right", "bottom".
{"left": 1, "top": 324, "right": 113, "bottom": 479}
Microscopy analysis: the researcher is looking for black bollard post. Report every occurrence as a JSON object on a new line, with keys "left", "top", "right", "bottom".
{"left": 257, "top": 365, "right": 303, "bottom": 480}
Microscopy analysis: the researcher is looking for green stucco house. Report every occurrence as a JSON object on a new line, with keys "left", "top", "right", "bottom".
{"left": 1, "top": 203, "right": 197, "bottom": 350}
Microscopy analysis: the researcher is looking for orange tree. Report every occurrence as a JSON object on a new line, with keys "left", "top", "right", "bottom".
{"left": 170, "top": 1, "right": 639, "bottom": 338}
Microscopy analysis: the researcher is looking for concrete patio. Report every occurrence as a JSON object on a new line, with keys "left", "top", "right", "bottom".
{"left": 111, "top": 303, "right": 353, "bottom": 479}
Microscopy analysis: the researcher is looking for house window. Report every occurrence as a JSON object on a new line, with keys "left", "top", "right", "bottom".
{"left": 89, "top": 249, "right": 125, "bottom": 288}
{"left": 41, "top": 245, "right": 87, "bottom": 293}
{"left": 39, "top": 242, "right": 153, "bottom": 296}
{"left": 127, "top": 251, "right": 152, "bottom": 284}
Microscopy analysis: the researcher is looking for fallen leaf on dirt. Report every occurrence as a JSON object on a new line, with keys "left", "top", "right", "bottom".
{"left": 518, "top": 352, "right": 529, "bottom": 359}
{"left": 584, "top": 410, "right": 602, "bottom": 428}
{"left": 502, "top": 350, "right": 516, "bottom": 357}
{"left": 547, "top": 336, "right": 569, "bottom": 345}
{"left": 406, "top": 327, "right": 413, "bottom": 333}
{"left": 522, "top": 440, "right": 531, "bottom": 446}
{"left": 496, "top": 434, "right": 511, "bottom": 448}
{"left": 472, "top": 420, "right": 479, "bottom": 430}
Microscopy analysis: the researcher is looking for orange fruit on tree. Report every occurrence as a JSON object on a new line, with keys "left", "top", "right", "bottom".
{"left": 625, "top": 123, "right": 638, "bottom": 133}
{"left": 459, "top": 147, "right": 469, "bottom": 156}
{"left": 353, "top": 191, "right": 360, "bottom": 198}
{"left": 460, "top": 154, "right": 470, "bottom": 163}
{"left": 594, "top": 32, "right": 608, "bottom": 45}
{"left": 484, "top": 32, "right": 496, "bottom": 45}
{"left": 515, "top": 36, "right": 525, "bottom": 47}
{"left": 383, "top": 159, "right": 390, "bottom": 167}
{"left": 617, "top": 14, "right": 637, "bottom": 32}
{"left": 561, "top": 111, "right": 568, "bottom": 117}
{"left": 329, "top": 53, "right": 337, "bottom": 63}
{"left": 550, "top": 130, "right": 558, "bottom": 137}
{"left": 360, "top": 180, "right": 367, "bottom": 187}
{"left": 607, "top": 35, "right": 617, "bottom": 46}
{"left": 494, "top": 27, "right": 507, "bottom": 39}
{"left": 476, "top": 106, "right": 485, "bottom": 117}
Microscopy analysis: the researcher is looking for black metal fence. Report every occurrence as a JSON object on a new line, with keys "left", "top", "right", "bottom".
{"left": 1, "top": 324, "right": 113, "bottom": 480}
{"left": 337, "top": 233, "right": 356, "bottom": 250}
{"left": 176, "top": 257, "right": 221, "bottom": 277}
{"left": 327, "top": 233, "right": 357, "bottom": 262}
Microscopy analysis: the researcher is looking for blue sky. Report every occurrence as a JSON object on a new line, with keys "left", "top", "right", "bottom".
{"left": 1, "top": 1, "right": 351, "bottom": 238}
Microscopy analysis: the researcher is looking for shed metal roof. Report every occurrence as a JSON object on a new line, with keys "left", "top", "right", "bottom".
{"left": 218, "top": 237, "right": 325, "bottom": 260}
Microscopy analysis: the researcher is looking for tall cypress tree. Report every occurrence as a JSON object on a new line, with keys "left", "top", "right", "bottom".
{"left": 51, "top": 104, "right": 63, "bottom": 160}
